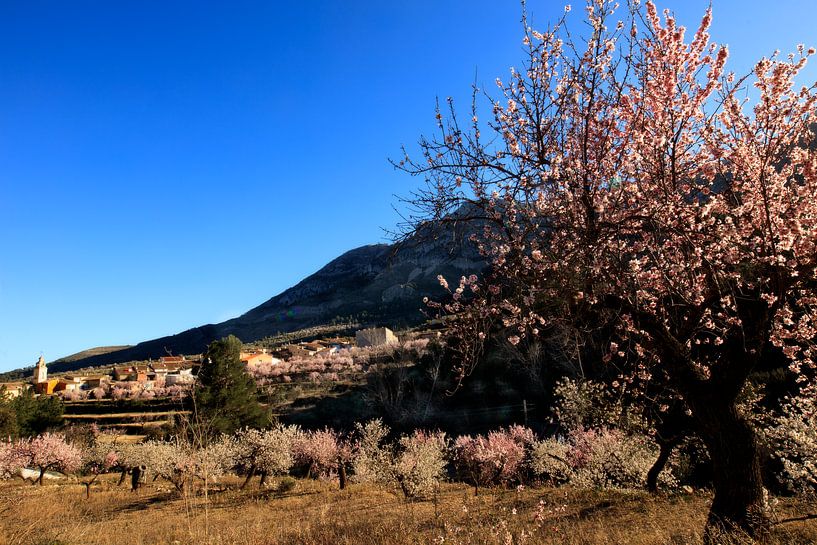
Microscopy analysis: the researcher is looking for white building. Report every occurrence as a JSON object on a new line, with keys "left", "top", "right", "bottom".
{"left": 355, "top": 327, "right": 398, "bottom": 348}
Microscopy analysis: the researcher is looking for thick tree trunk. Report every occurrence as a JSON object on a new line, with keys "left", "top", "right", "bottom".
{"left": 690, "top": 398, "right": 770, "bottom": 540}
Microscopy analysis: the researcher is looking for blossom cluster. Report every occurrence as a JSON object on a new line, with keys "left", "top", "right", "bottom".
{"left": 57, "top": 383, "right": 190, "bottom": 402}
{"left": 0, "top": 433, "right": 83, "bottom": 482}
{"left": 247, "top": 340, "right": 431, "bottom": 388}
{"left": 764, "top": 384, "right": 817, "bottom": 496}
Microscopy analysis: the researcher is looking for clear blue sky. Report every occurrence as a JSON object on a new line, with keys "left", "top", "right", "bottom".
{"left": 1, "top": 1, "right": 816, "bottom": 371}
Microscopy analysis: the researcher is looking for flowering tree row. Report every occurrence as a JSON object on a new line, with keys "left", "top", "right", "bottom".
{"left": 0, "top": 423, "right": 672, "bottom": 498}
{"left": 247, "top": 339, "right": 430, "bottom": 387}
{"left": 56, "top": 383, "right": 191, "bottom": 402}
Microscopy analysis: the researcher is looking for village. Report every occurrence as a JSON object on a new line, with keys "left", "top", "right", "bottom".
{"left": 0, "top": 327, "right": 400, "bottom": 402}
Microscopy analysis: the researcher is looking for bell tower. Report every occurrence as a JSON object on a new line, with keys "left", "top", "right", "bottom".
{"left": 33, "top": 355, "right": 48, "bottom": 384}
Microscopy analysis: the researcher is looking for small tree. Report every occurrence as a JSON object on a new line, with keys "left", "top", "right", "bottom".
{"left": 391, "top": 430, "right": 448, "bottom": 499}
{"left": 292, "top": 427, "right": 350, "bottom": 480}
{"left": 79, "top": 443, "right": 119, "bottom": 498}
{"left": 195, "top": 335, "right": 270, "bottom": 436}
{"left": 453, "top": 426, "right": 534, "bottom": 494}
{"left": 21, "top": 433, "right": 82, "bottom": 485}
{"left": 351, "top": 419, "right": 392, "bottom": 484}
{"left": 233, "top": 425, "right": 299, "bottom": 488}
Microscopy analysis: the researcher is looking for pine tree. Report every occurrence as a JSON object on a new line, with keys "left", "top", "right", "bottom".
{"left": 194, "top": 335, "right": 269, "bottom": 435}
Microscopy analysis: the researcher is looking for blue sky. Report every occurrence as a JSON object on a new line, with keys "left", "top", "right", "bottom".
{"left": 1, "top": 1, "right": 816, "bottom": 371}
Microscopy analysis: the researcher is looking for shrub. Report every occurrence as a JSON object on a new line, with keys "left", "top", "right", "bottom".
{"left": 232, "top": 425, "right": 300, "bottom": 482}
{"left": 292, "top": 428, "right": 349, "bottom": 479}
{"left": 351, "top": 419, "right": 391, "bottom": 484}
{"left": 566, "top": 427, "right": 675, "bottom": 490}
{"left": 392, "top": 430, "right": 447, "bottom": 499}
{"left": 453, "top": 426, "right": 534, "bottom": 491}
{"left": 529, "top": 437, "right": 573, "bottom": 485}
{"left": 277, "top": 476, "right": 297, "bottom": 494}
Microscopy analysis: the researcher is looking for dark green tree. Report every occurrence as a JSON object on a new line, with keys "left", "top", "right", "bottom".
{"left": 0, "top": 393, "right": 19, "bottom": 438}
{"left": 194, "top": 335, "right": 269, "bottom": 435}
{"left": 10, "top": 389, "right": 64, "bottom": 437}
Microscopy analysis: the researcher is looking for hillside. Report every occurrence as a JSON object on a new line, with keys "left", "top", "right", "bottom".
{"left": 43, "top": 220, "right": 484, "bottom": 372}
{"left": 53, "top": 345, "right": 133, "bottom": 364}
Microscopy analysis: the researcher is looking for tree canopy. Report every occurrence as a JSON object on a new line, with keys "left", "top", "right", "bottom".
{"left": 399, "top": 0, "right": 817, "bottom": 538}
{"left": 1, "top": 389, "right": 64, "bottom": 438}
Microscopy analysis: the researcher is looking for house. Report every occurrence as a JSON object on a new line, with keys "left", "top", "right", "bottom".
{"left": 272, "top": 345, "right": 312, "bottom": 361}
{"left": 54, "top": 376, "right": 85, "bottom": 392}
{"left": 165, "top": 368, "right": 194, "bottom": 385}
{"left": 0, "top": 382, "right": 29, "bottom": 399}
{"left": 159, "top": 356, "right": 186, "bottom": 366}
{"left": 240, "top": 352, "right": 280, "bottom": 366}
{"left": 83, "top": 376, "right": 109, "bottom": 389}
{"left": 111, "top": 365, "right": 148, "bottom": 382}
{"left": 112, "top": 367, "right": 132, "bottom": 381}
{"left": 302, "top": 342, "right": 327, "bottom": 355}
{"left": 34, "top": 379, "right": 59, "bottom": 395}
{"left": 355, "top": 327, "right": 399, "bottom": 348}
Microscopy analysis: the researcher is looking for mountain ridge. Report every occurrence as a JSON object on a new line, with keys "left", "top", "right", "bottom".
{"left": 39, "top": 224, "right": 483, "bottom": 372}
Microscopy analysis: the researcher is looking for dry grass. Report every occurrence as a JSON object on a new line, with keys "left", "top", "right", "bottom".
{"left": 0, "top": 477, "right": 814, "bottom": 545}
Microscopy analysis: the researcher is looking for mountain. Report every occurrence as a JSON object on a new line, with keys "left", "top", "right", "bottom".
{"left": 46, "top": 221, "right": 484, "bottom": 372}
{"left": 52, "top": 346, "right": 133, "bottom": 364}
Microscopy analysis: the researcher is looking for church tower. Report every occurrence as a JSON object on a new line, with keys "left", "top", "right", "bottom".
{"left": 33, "top": 355, "right": 47, "bottom": 384}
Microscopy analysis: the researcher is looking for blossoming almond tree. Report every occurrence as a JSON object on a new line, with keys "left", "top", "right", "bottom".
{"left": 398, "top": 0, "right": 817, "bottom": 536}
{"left": 21, "top": 433, "right": 82, "bottom": 485}
{"left": 232, "top": 425, "right": 299, "bottom": 488}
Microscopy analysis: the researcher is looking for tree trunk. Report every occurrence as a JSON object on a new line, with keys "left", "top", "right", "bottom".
{"left": 240, "top": 465, "right": 256, "bottom": 490}
{"left": 84, "top": 475, "right": 99, "bottom": 499}
{"left": 690, "top": 398, "right": 770, "bottom": 540}
{"left": 131, "top": 466, "right": 142, "bottom": 492}
{"left": 646, "top": 439, "right": 676, "bottom": 493}
{"left": 338, "top": 457, "right": 347, "bottom": 490}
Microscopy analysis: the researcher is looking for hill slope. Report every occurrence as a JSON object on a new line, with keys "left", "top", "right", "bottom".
{"left": 47, "top": 223, "right": 483, "bottom": 371}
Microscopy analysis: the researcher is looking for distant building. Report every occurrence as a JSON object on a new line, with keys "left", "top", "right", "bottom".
{"left": 0, "top": 382, "right": 29, "bottom": 399}
{"left": 35, "top": 379, "right": 59, "bottom": 395}
{"left": 83, "top": 376, "right": 108, "bottom": 389}
{"left": 111, "top": 365, "right": 148, "bottom": 383}
{"left": 159, "top": 356, "right": 186, "bottom": 366}
{"left": 271, "top": 345, "right": 312, "bottom": 361}
{"left": 32, "top": 355, "right": 58, "bottom": 394}
{"left": 240, "top": 352, "right": 280, "bottom": 366}
{"left": 355, "top": 327, "right": 399, "bottom": 348}
{"left": 165, "top": 368, "right": 194, "bottom": 385}
{"left": 54, "top": 376, "right": 83, "bottom": 393}
{"left": 33, "top": 355, "right": 48, "bottom": 384}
